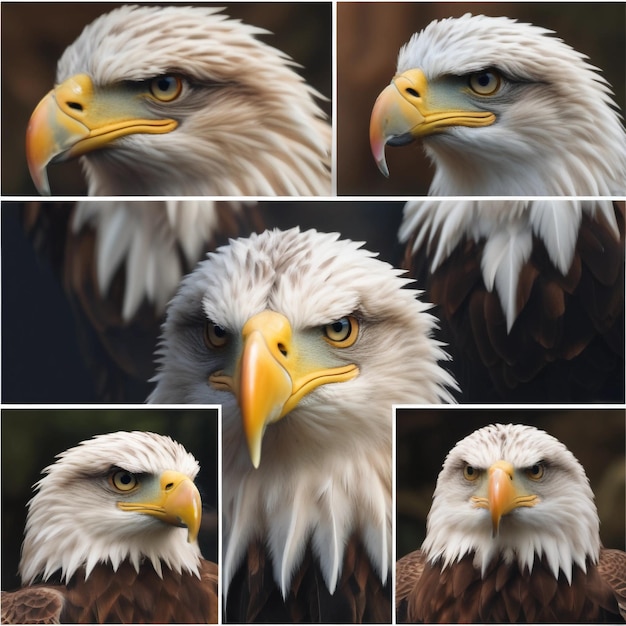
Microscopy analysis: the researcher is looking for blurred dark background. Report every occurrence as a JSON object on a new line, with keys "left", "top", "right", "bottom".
{"left": 1, "top": 201, "right": 405, "bottom": 403}
{"left": 1, "top": 2, "right": 331, "bottom": 195}
{"left": 1, "top": 408, "right": 219, "bottom": 591}
{"left": 338, "top": 2, "right": 626, "bottom": 195}
{"left": 396, "top": 407, "right": 625, "bottom": 559}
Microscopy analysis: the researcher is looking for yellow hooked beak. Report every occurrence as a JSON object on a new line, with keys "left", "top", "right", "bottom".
{"left": 26, "top": 73, "right": 178, "bottom": 195}
{"left": 369, "top": 69, "right": 496, "bottom": 176}
{"left": 117, "top": 470, "right": 202, "bottom": 543}
{"left": 210, "top": 310, "right": 359, "bottom": 468}
{"left": 471, "top": 460, "right": 539, "bottom": 536}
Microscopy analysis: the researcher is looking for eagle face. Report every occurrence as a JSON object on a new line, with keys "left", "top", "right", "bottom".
{"left": 19, "top": 431, "right": 203, "bottom": 585}
{"left": 370, "top": 13, "right": 626, "bottom": 195}
{"left": 26, "top": 5, "right": 331, "bottom": 195}
{"left": 151, "top": 227, "right": 456, "bottom": 465}
{"left": 423, "top": 423, "right": 600, "bottom": 582}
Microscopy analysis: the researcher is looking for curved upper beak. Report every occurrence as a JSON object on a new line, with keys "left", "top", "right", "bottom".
{"left": 117, "top": 470, "right": 202, "bottom": 543}
{"left": 369, "top": 68, "right": 496, "bottom": 177}
{"left": 471, "top": 460, "right": 539, "bottom": 536}
{"left": 25, "top": 73, "right": 178, "bottom": 195}
{"left": 210, "top": 310, "right": 359, "bottom": 468}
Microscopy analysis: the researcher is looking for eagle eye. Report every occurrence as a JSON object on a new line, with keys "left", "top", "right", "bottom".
{"left": 323, "top": 316, "right": 359, "bottom": 348}
{"left": 468, "top": 70, "right": 501, "bottom": 96}
{"left": 526, "top": 463, "right": 545, "bottom": 481}
{"left": 463, "top": 465, "right": 480, "bottom": 481}
{"left": 149, "top": 75, "right": 183, "bottom": 102}
{"left": 110, "top": 470, "right": 139, "bottom": 492}
{"left": 204, "top": 320, "right": 229, "bottom": 349}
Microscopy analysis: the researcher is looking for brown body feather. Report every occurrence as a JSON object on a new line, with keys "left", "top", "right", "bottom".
{"left": 404, "top": 203, "right": 625, "bottom": 402}
{"left": 396, "top": 549, "right": 626, "bottom": 623}
{"left": 22, "top": 202, "right": 263, "bottom": 401}
{"left": 225, "top": 537, "right": 391, "bottom": 623}
{"left": 1, "top": 560, "right": 218, "bottom": 624}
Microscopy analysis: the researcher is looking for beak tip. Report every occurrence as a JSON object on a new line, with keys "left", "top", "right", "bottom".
{"left": 376, "top": 157, "right": 390, "bottom": 178}
{"left": 250, "top": 447, "right": 261, "bottom": 469}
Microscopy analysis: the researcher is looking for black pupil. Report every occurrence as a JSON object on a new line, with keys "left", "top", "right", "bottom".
{"left": 466, "top": 466, "right": 474, "bottom": 475}
{"left": 213, "top": 325, "right": 226, "bottom": 338}
{"left": 157, "top": 77, "right": 173, "bottom": 92}
{"left": 531, "top": 464, "right": 540, "bottom": 474}
{"left": 478, "top": 73, "right": 491, "bottom": 87}
{"left": 120, "top": 473, "right": 132, "bottom": 485}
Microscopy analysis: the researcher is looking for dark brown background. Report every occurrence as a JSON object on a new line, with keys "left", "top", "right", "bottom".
{"left": 338, "top": 2, "right": 626, "bottom": 195}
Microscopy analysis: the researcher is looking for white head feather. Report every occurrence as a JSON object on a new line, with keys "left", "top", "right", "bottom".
{"left": 422, "top": 423, "right": 601, "bottom": 583}
{"left": 396, "top": 14, "right": 626, "bottom": 195}
{"left": 149, "top": 227, "right": 457, "bottom": 598}
{"left": 19, "top": 431, "right": 202, "bottom": 585}
{"left": 71, "top": 200, "right": 231, "bottom": 320}
{"left": 55, "top": 5, "right": 330, "bottom": 195}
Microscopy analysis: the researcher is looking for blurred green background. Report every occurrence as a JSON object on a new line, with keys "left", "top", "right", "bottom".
{"left": 1, "top": 408, "right": 219, "bottom": 590}
{"left": 396, "top": 407, "right": 625, "bottom": 559}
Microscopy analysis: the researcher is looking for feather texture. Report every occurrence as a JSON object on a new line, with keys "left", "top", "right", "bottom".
{"left": 402, "top": 201, "right": 624, "bottom": 401}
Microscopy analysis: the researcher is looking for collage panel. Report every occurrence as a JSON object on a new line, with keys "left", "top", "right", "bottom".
{"left": 4, "top": 200, "right": 623, "bottom": 406}
{"left": 1, "top": 2, "right": 332, "bottom": 196}
{"left": 395, "top": 406, "right": 625, "bottom": 622}
{"left": 337, "top": 2, "right": 625, "bottom": 196}
{"left": 1, "top": 406, "right": 219, "bottom": 622}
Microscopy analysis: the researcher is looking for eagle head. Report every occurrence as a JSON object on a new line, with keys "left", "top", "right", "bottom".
{"left": 370, "top": 14, "right": 626, "bottom": 195}
{"left": 422, "top": 423, "right": 601, "bottom": 583}
{"left": 19, "top": 431, "right": 203, "bottom": 585}
{"left": 26, "top": 5, "right": 331, "bottom": 196}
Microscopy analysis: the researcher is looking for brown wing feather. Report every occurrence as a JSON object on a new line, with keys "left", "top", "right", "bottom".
{"left": 597, "top": 548, "right": 626, "bottom": 620}
{"left": 395, "top": 550, "right": 425, "bottom": 622}
{"left": 225, "top": 536, "right": 391, "bottom": 623}
{"left": 1, "top": 587, "right": 65, "bottom": 624}
{"left": 404, "top": 202, "right": 625, "bottom": 402}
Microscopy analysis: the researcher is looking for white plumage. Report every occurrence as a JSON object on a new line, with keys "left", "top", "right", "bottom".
{"left": 400, "top": 200, "right": 621, "bottom": 330}
{"left": 423, "top": 423, "right": 599, "bottom": 581}
{"left": 19, "top": 431, "right": 202, "bottom": 585}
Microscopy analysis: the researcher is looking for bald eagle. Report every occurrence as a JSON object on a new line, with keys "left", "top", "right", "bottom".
{"left": 149, "top": 227, "right": 457, "bottom": 621}
{"left": 369, "top": 13, "right": 626, "bottom": 195}
{"left": 400, "top": 201, "right": 625, "bottom": 402}
{"left": 396, "top": 423, "right": 626, "bottom": 623}
{"left": 26, "top": 4, "right": 331, "bottom": 196}
{"left": 0, "top": 431, "right": 218, "bottom": 623}
{"left": 21, "top": 201, "right": 261, "bottom": 401}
